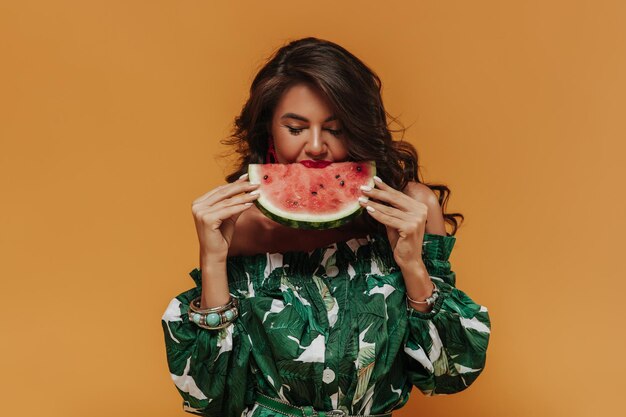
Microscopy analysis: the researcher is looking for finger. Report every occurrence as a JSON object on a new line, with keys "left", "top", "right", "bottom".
{"left": 363, "top": 205, "right": 406, "bottom": 230}
{"left": 224, "top": 201, "right": 254, "bottom": 215}
{"left": 193, "top": 173, "right": 251, "bottom": 203}
{"left": 358, "top": 196, "right": 413, "bottom": 221}
{"left": 372, "top": 175, "right": 401, "bottom": 194}
{"left": 206, "top": 190, "right": 260, "bottom": 212}
{"left": 194, "top": 179, "right": 259, "bottom": 206}
{"left": 193, "top": 186, "right": 224, "bottom": 204}
{"left": 360, "top": 179, "right": 417, "bottom": 213}
{"left": 197, "top": 202, "right": 255, "bottom": 228}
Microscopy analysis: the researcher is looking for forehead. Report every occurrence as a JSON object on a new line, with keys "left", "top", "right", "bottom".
{"left": 273, "top": 83, "right": 336, "bottom": 122}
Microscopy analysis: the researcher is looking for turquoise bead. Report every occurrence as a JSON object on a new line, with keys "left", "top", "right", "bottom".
{"left": 192, "top": 313, "right": 201, "bottom": 324}
{"left": 224, "top": 309, "right": 235, "bottom": 321}
{"left": 206, "top": 312, "right": 221, "bottom": 327}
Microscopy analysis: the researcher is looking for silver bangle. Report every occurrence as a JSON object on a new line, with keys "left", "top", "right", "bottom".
{"left": 189, "top": 296, "right": 235, "bottom": 313}
{"left": 188, "top": 296, "right": 239, "bottom": 330}
{"left": 406, "top": 281, "right": 439, "bottom": 306}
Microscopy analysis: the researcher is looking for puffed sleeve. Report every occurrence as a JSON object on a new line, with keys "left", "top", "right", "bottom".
{"left": 161, "top": 268, "right": 254, "bottom": 417}
{"left": 404, "top": 233, "right": 491, "bottom": 395}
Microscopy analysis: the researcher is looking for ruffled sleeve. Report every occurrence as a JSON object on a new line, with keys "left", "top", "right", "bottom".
{"left": 404, "top": 233, "right": 491, "bottom": 395}
{"left": 161, "top": 268, "right": 253, "bottom": 417}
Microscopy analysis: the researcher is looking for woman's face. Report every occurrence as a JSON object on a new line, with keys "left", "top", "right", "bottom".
{"left": 270, "top": 83, "right": 349, "bottom": 164}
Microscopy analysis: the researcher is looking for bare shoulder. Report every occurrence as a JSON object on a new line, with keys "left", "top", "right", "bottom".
{"left": 402, "top": 181, "right": 440, "bottom": 206}
{"left": 402, "top": 181, "right": 447, "bottom": 235}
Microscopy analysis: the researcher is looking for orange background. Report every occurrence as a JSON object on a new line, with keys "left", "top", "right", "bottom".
{"left": 1, "top": 1, "right": 624, "bottom": 416}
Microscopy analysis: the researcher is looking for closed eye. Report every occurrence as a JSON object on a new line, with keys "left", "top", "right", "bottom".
{"left": 284, "top": 126, "right": 343, "bottom": 137}
{"left": 326, "top": 128, "right": 343, "bottom": 137}
{"left": 286, "top": 126, "right": 304, "bottom": 135}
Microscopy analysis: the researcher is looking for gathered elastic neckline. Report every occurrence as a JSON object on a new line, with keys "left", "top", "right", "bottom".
{"left": 189, "top": 232, "right": 455, "bottom": 287}
{"left": 222, "top": 232, "right": 397, "bottom": 285}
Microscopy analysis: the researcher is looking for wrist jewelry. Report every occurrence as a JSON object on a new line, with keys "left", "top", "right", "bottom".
{"left": 406, "top": 281, "right": 439, "bottom": 306}
{"left": 188, "top": 296, "right": 239, "bottom": 330}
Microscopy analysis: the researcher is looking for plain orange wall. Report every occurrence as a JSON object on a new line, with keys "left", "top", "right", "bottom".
{"left": 1, "top": 1, "right": 624, "bottom": 416}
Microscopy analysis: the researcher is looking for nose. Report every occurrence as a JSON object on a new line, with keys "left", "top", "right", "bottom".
{"left": 305, "top": 127, "right": 327, "bottom": 157}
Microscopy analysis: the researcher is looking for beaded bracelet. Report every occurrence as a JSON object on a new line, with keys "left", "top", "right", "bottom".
{"left": 188, "top": 296, "right": 239, "bottom": 330}
{"left": 406, "top": 282, "right": 439, "bottom": 306}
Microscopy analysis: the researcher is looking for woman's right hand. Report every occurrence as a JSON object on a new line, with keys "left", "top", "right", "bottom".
{"left": 191, "top": 173, "right": 260, "bottom": 264}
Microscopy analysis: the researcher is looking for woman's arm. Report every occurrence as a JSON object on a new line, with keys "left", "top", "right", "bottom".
{"left": 403, "top": 185, "right": 490, "bottom": 395}
{"left": 399, "top": 181, "right": 447, "bottom": 313}
{"left": 199, "top": 256, "right": 230, "bottom": 308}
{"left": 403, "top": 233, "right": 491, "bottom": 395}
{"left": 360, "top": 178, "right": 490, "bottom": 394}
{"left": 401, "top": 182, "right": 490, "bottom": 394}
{"left": 161, "top": 271, "right": 253, "bottom": 417}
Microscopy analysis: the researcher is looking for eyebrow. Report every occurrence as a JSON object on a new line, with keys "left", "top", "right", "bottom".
{"left": 280, "top": 113, "right": 337, "bottom": 123}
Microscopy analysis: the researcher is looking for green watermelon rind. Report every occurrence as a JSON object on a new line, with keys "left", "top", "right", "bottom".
{"left": 248, "top": 161, "right": 376, "bottom": 230}
{"left": 253, "top": 199, "right": 365, "bottom": 230}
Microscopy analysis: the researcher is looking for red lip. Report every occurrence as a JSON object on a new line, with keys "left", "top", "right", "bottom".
{"left": 299, "top": 160, "right": 333, "bottom": 168}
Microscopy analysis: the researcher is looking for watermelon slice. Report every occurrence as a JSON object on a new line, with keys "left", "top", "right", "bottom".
{"left": 248, "top": 161, "right": 376, "bottom": 230}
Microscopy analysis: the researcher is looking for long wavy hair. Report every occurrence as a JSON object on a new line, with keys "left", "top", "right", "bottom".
{"left": 220, "top": 37, "right": 464, "bottom": 236}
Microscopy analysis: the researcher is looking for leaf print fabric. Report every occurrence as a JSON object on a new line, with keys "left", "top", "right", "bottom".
{"left": 161, "top": 233, "right": 491, "bottom": 417}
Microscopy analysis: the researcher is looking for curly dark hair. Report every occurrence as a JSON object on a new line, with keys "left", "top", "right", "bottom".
{"left": 220, "top": 37, "right": 464, "bottom": 236}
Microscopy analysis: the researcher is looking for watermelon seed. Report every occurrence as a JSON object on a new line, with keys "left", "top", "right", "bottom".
{"left": 263, "top": 175, "right": 268, "bottom": 180}
{"left": 335, "top": 174, "right": 340, "bottom": 179}
{"left": 340, "top": 180, "right": 345, "bottom": 186}
{"left": 356, "top": 166, "right": 362, "bottom": 171}
{"left": 311, "top": 191, "right": 317, "bottom": 195}
{"left": 319, "top": 184, "right": 324, "bottom": 188}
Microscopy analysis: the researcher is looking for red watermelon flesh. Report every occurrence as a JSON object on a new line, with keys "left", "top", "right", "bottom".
{"left": 248, "top": 161, "right": 376, "bottom": 229}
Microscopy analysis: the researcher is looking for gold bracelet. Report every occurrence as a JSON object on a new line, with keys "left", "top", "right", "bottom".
{"left": 406, "top": 281, "right": 439, "bottom": 306}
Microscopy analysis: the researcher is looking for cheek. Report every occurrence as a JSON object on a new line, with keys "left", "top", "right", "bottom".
{"left": 332, "top": 142, "right": 350, "bottom": 161}
{"left": 272, "top": 132, "right": 300, "bottom": 160}
{"left": 277, "top": 145, "right": 300, "bottom": 160}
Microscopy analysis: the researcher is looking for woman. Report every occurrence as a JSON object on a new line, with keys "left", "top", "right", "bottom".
{"left": 162, "top": 37, "right": 490, "bottom": 417}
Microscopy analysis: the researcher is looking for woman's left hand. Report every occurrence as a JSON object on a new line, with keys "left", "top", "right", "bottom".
{"left": 360, "top": 176, "right": 427, "bottom": 269}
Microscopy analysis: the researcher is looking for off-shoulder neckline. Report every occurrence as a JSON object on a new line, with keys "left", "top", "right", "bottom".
{"left": 225, "top": 232, "right": 454, "bottom": 261}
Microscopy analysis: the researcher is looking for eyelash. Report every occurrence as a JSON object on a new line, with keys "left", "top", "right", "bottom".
{"left": 286, "top": 126, "right": 343, "bottom": 137}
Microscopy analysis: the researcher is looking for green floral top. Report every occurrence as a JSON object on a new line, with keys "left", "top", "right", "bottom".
{"left": 161, "top": 233, "right": 491, "bottom": 417}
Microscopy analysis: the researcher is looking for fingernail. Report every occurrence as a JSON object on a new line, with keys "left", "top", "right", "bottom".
{"left": 366, "top": 206, "right": 375, "bottom": 213}
{"left": 360, "top": 185, "right": 372, "bottom": 192}
{"left": 373, "top": 176, "right": 382, "bottom": 183}
{"left": 239, "top": 173, "right": 249, "bottom": 180}
{"left": 249, "top": 190, "right": 260, "bottom": 196}
{"left": 358, "top": 196, "right": 369, "bottom": 204}
{"left": 244, "top": 202, "right": 252, "bottom": 206}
